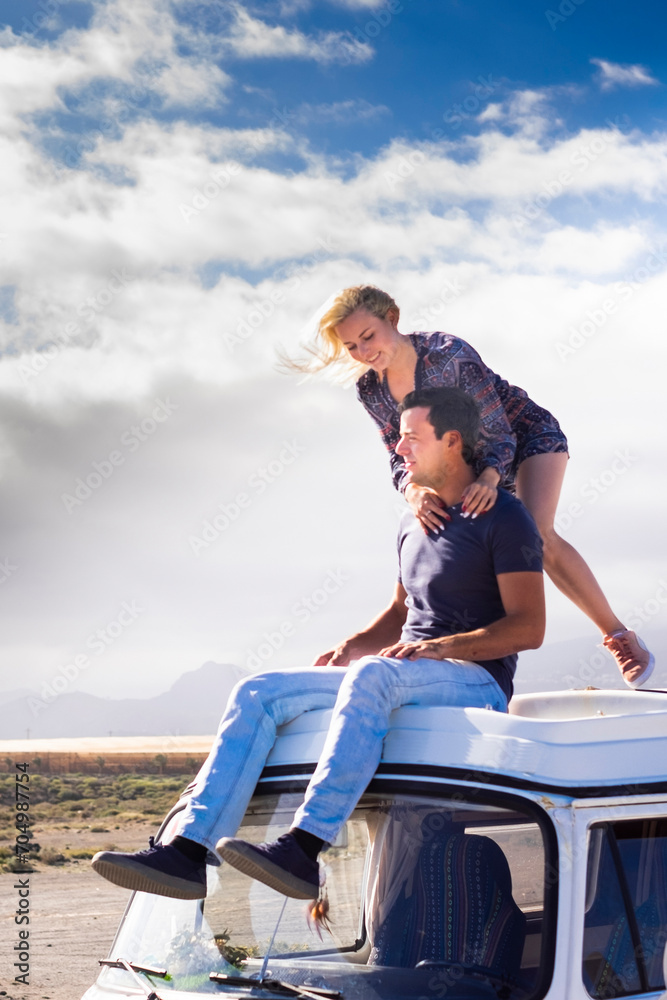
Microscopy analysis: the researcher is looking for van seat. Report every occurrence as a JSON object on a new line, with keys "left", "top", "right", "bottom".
{"left": 368, "top": 831, "right": 526, "bottom": 977}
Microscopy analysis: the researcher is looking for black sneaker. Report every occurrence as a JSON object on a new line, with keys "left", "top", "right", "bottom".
{"left": 217, "top": 833, "right": 320, "bottom": 899}
{"left": 91, "top": 837, "right": 207, "bottom": 899}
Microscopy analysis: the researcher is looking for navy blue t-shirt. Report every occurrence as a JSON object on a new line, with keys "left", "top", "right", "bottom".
{"left": 397, "top": 489, "right": 543, "bottom": 701}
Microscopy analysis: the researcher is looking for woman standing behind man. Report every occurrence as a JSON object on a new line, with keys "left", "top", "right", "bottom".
{"left": 291, "top": 284, "right": 653, "bottom": 688}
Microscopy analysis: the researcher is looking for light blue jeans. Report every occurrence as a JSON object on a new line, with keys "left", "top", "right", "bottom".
{"left": 175, "top": 656, "right": 507, "bottom": 853}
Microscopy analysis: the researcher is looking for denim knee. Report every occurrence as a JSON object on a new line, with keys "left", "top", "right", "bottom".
{"left": 342, "top": 656, "right": 396, "bottom": 706}
{"left": 227, "top": 670, "right": 290, "bottom": 714}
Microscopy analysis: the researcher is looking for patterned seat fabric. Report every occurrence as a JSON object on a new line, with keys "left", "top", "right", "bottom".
{"left": 586, "top": 863, "right": 667, "bottom": 997}
{"left": 582, "top": 824, "right": 667, "bottom": 999}
{"left": 369, "top": 829, "right": 526, "bottom": 976}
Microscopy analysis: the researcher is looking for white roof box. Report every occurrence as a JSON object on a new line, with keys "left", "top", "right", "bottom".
{"left": 266, "top": 688, "right": 667, "bottom": 798}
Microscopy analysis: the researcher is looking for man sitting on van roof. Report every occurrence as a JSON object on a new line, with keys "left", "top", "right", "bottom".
{"left": 92, "top": 386, "right": 545, "bottom": 901}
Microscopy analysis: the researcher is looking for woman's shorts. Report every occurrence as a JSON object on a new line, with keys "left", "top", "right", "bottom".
{"left": 504, "top": 400, "right": 569, "bottom": 488}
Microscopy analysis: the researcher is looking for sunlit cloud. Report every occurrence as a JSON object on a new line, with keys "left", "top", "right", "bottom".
{"left": 225, "top": 5, "right": 373, "bottom": 64}
{"left": 591, "top": 58, "right": 660, "bottom": 91}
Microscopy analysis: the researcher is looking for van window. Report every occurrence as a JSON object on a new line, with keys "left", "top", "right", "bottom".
{"left": 100, "top": 787, "right": 554, "bottom": 999}
{"left": 583, "top": 818, "right": 667, "bottom": 998}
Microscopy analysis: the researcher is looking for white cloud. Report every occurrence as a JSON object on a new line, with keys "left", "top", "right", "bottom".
{"left": 477, "top": 103, "right": 503, "bottom": 123}
{"left": 294, "top": 98, "right": 390, "bottom": 124}
{"left": 326, "top": 0, "right": 388, "bottom": 7}
{"left": 472, "top": 86, "right": 586, "bottom": 140}
{"left": 368, "top": 126, "right": 667, "bottom": 209}
{"left": 532, "top": 224, "right": 647, "bottom": 276}
{"left": 591, "top": 58, "right": 660, "bottom": 91}
{"left": 0, "top": 0, "right": 232, "bottom": 138}
{"left": 2, "top": 105, "right": 667, "bottom": 404}
{"left": 225, "top": 6, "right": 373, "bottom": 64}
{"left": 274, "top": 0, "right": 389, "bottom": 7}
{"left": 1, "top": 10, "right": 667, "bottom": 696}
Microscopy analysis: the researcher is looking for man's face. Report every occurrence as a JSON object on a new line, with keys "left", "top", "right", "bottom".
{"left": 396, "top": 407, "right": 451, "bottom": 489}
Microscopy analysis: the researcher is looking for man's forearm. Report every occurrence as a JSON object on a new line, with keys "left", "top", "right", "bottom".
{"left": 314, "top": 587, "right": 408, "bottom": 666}
{"left": 344, "top": 604, "right": 407, "bottom": 656}
{"left": 347, "top": 614, "right": 403, "bottom": 656}
{"left": 381, "top": 617, "right": 540, "bottom": 663}
{"left": 380, "top": 572, "right": 546, "bottom": 662}
{"left": 429, "top": 612, "right": 542, "bottom": 660}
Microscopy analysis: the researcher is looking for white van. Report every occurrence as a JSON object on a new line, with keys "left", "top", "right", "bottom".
{"left": 82, "top": 688, "right": 667, "bottom": 1000}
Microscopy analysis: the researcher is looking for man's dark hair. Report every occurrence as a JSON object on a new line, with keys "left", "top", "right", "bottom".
{"left": 398, "top": 387, "right": 480, "bottom": 464}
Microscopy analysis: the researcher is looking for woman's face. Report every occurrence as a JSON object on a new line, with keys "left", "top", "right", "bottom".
{"left": 335, "top": 308, "right": 402, "bottom": 372}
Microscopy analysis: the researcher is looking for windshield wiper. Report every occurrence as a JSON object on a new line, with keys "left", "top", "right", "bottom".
{"left": 100, "top": 957, "right": 169, "bottom": 1000}
{"left": 210, "top": 972, "right": 342, "bottom": 1000}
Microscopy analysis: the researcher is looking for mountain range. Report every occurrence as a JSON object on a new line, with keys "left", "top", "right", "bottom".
{"left": 0, "top": 661, "right": 247, "bottom": 740}
{"left": 514, "top": 628, "right": 666, "bottom": 695}
{"left": 0, "top": 631, "right": 664, "bottom": 740}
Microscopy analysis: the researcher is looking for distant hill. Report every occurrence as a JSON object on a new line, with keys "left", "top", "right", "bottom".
{"left": 0, "top": 661, "right": 248, "bottom": 740}
{"left": 514, "top": 628, "right": 667, "bottom": 695}
{"left": 0, "top": 687, "right": 32, "bottom": 706}
{"left": 1, "top": 632, "right": 664, "bottom": 740}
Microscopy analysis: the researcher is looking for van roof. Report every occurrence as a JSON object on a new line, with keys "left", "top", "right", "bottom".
{"left": 265, "top": 688, "right": 667, "bottom": 798}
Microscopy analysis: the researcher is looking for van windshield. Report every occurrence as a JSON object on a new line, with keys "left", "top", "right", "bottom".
{"left": 99, "top": 788, "right": 554, "bottom": 1000}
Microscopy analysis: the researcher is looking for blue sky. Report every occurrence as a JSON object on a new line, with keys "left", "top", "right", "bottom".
{"left": 0, "top": 0, "right": 666, "bottom": 706}
{"left": 3, "top": 0, "right": 667, "bottom": 160}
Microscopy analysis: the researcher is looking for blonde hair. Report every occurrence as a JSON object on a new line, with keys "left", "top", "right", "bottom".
{"left": 284, "top": 285, "right": 400, "bottom": 381}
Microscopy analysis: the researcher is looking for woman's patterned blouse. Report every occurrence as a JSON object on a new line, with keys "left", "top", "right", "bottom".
{"left": 356, "top": 332, "right": 534, "bottom": 493}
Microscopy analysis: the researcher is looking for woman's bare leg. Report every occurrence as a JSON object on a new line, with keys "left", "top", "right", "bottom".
{"left": 515, "top": 453, "right": 625, "bottom": 635}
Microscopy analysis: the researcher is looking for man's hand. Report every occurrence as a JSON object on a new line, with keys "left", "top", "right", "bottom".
{"left": 379, "top": 639, "right": 449, "bottom": 660}
{"left": 313, "top": 582, "right": 409, "bottom": 667}
{"left": 313, "top": 641, "right": 359, "bottom": 667}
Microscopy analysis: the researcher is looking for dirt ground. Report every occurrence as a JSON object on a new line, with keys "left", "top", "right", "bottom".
{"left": 0, "top": 821, "right": 157, "bottom": 1000}
{"left": 0, "top": 739, "right": 209, "bottom": 1000}
{"left": 0, "top": 867, "right": 136, "bottom": 1000}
